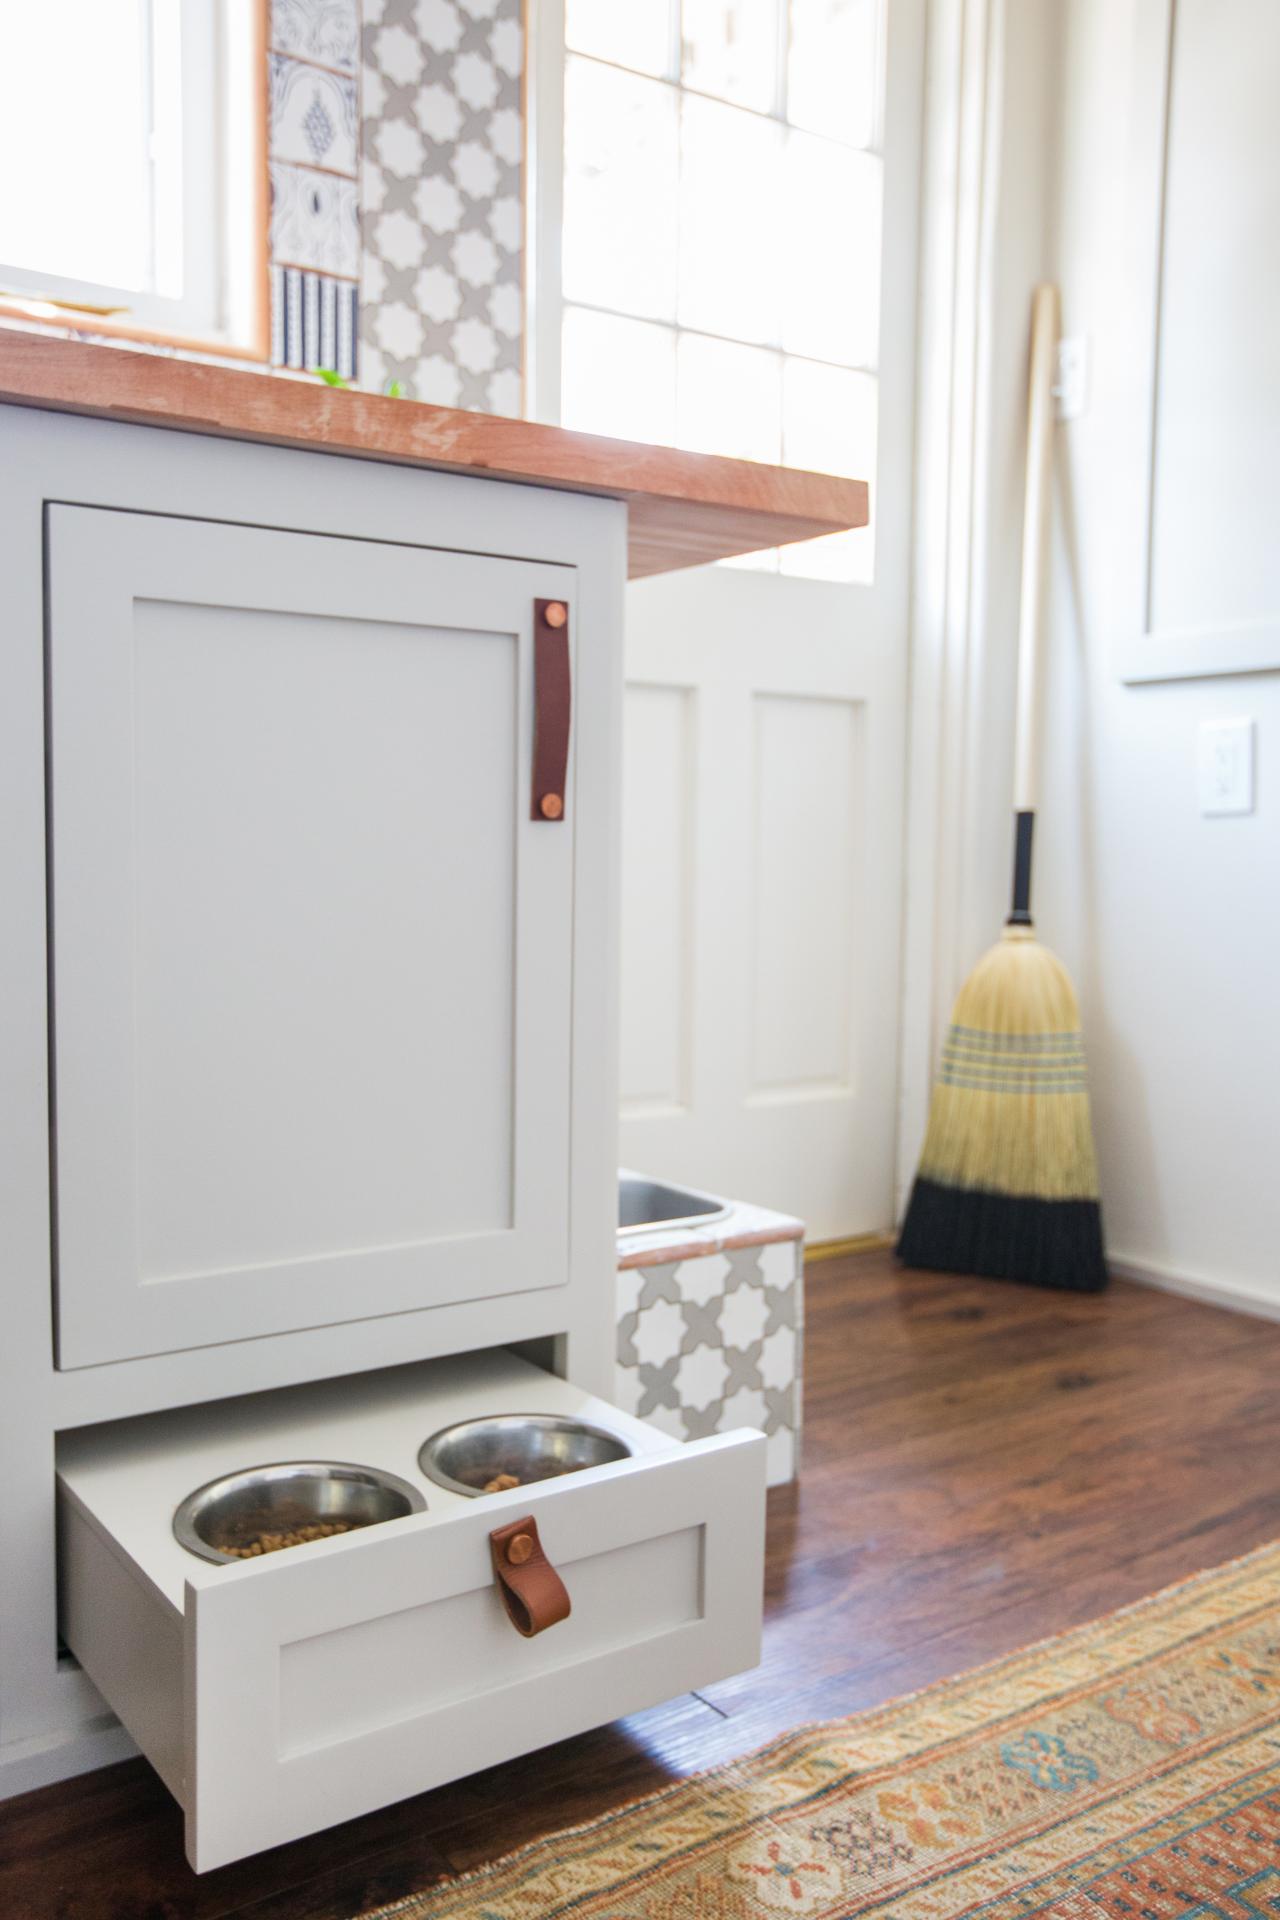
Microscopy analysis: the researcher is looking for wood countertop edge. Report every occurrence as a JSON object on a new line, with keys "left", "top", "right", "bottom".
{"left": 0, "top": 329, "right": 869, "bottom": 577}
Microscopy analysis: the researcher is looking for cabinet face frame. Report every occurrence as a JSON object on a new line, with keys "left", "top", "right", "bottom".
{"left": 0, "top": 404, "right": 625, "bottom": 1796}
{"left": 47, "top": 507, "right": 578, "bottom": 1368}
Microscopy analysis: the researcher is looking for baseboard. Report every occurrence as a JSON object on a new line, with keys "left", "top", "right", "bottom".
{"left": 805, "top": 1231, "right": 895, "bottom": 1263}
{"left": 0, "top": 1716, "right": 137, "bottom": 1800}
{"left": 1110, "top": 1254, "right": 1280, "bottom": 1324}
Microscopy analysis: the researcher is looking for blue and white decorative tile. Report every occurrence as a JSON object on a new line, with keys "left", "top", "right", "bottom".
{"left": 271, "top": 266, "right": 359, "bottom": 379}
{"left": 270, "top": 54, "right": 359, "bottom": 176}
{"left": 270, "top": 162, "right": 359, "bottom": 277}
{"left": 272, "top": 0, "right": 360, "bottom": 72}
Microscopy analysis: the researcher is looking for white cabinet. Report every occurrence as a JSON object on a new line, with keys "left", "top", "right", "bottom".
{"left": 57, "top": 1352, "right": 766, "bottom": 1871}
{"left": 0, "top": 399, "right": 764, "bottom": 1863}
{"left": 47, "top": 508, "right": 576, "bottom": 1367}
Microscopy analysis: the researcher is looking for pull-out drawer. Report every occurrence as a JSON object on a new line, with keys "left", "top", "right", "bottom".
{"left": 57, "top": 1352, "right": 766, "bottom": 1872}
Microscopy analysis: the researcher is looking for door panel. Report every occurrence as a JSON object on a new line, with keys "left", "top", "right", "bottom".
{"left": 616, "top": 0, "right": 923, "bottom": 1239}
{"left": 47, "top": 508, "right": 575, "bottom": 1366}
{"left": 619, "top": 568, "right": 904, "bottom": 1240}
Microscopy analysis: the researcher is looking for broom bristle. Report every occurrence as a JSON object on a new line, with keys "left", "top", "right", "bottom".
{"left": 897, "top": 926, "right": 1106, "bottom": 1291}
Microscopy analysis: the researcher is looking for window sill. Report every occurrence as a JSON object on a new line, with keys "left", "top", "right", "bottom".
{"left": 0, "top": 302, "right": 270, "bottom": 366}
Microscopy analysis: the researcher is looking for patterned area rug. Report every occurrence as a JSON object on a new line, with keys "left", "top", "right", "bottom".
{"left": 368, "top": 1542, "right": 1280, "bottom": 1918}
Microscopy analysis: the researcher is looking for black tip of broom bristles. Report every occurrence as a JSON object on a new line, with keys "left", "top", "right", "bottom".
{"left": 897, "top": 1178, "right": 1107, "bottom": 1294}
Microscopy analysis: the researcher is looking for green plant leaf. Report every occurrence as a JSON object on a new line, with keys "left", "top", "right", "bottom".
{"left": 384, "top": 379, "right": 404, "bottom": 400}
{"left": 315, "top": 367, "right": 349, "bottom": 388}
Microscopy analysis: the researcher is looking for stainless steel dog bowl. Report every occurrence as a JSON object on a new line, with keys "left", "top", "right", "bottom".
{"left": 618, "top": 1172, "right": 732, "bottom": 1235}
{"left": 173, "top": 1460, "right": 426, "bottom": 1565}
{"left": 417, "top": 1414, "right": 632, "bottom": 1497}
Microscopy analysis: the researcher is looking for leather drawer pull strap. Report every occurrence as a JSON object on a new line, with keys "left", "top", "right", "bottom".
{"left": 531, "top": 599, "right": 571, "bottom": 822}
{"left": 489, "top": 1514, "right": 572, "bottom": 1638}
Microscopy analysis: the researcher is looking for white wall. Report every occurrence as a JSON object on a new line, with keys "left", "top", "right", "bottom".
{"left": 975, "top": 0, "right": 1280, "bottom": 1306}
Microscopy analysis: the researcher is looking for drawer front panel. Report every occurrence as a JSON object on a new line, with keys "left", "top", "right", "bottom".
{"left": 187, "top": 1433, "right": 764, "bottom": 1871}
{"left": 277, "top": 1524, "right": 701, "bottom": 1756}
{"left": 46, "top": 506, "right": 576, "bottom": 1367}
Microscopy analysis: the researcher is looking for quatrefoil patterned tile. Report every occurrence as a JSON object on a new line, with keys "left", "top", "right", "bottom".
{"left": 615, "top": 1234, "right": 804, "bottom": 1486}
{"left": 360, "top": 0, "right": 523, "bottom": 412}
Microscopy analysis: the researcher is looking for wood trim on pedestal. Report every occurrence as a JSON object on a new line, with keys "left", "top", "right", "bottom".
{"left": 0, "top": 330, "right": 869, "bottom": 580}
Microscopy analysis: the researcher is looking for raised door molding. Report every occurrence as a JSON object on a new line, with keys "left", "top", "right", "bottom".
{"left": 1116, "top": 0, "right": 1280, "bottom": 684}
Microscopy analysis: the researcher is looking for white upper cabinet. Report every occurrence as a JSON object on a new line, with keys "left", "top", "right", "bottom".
{"left": 47, "top": 507, "right": 576, "bottom": 1367}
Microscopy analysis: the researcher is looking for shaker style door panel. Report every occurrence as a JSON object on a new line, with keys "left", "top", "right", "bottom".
{"left": 47, "top": 507, "right": 575, "bottom": 1367}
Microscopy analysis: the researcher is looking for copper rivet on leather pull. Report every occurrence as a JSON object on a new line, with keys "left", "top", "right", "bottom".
{"left": 544, "top": 601, "right": 568, "bottom": 629}
{"left": 490, "top": 1514, "right": 571, "bottom": 1636}
{"left": 540, "top": 793, "right": 564, "bottom": 820}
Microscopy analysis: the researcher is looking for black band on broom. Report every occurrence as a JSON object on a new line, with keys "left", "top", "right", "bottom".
{"left": 897, "top": 283, "right": 1107, "bottom": 1293}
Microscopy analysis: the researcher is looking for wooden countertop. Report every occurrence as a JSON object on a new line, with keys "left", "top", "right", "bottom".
{"left": 0, "top": 329, "right": 868, "bottom": 578}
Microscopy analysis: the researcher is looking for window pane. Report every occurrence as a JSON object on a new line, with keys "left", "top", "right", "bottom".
{"left": 562, "top": 307, "right": 677, "bottom": 444}
{"left": 677, "top": 334, "right": 782, "bottom": 463}
{"left": 681, "top": 0, "right": 779, "bottom": 112}
{"left": 781, "top": 362, "right": 876, "bottom": 581}
{"left": 783, "top": 136, "right": 881, "bottom": 367}
{"left": 781, "top": 359, "right": 876, "bottom": 478}
{"left": 0, "top": 0, "right": 151, "bottom": 291}
{"left": 779, "top": 525, "right": 873, "bottom": 582}
{"left": 678, "top": 95, "right": 783, "bottom": 344}
{"left": 563, "top": 57, "right": 679, "bottom": 320}
{"left": 788, "top": 0, "right": 879, "bottom": 147}
{"left": 566, "top": 0, "right": 672, "bottom": 78}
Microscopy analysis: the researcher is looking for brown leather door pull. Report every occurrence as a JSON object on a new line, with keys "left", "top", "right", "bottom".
{"left": 531, "top": 600, "right": 571, "bottom": 822}
{"left": 489, "top": 1514, "right": 571, "bottom": 1638}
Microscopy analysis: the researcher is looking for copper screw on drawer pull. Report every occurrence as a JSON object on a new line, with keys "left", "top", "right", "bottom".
{"left": 543, "top": 601, "right": 567, "bottom": 628}
{"left": 507, "top": 1532, "right": 535, "bottom": 1565}
{"left": 539, "top": 793, "right": 563, "bottom": 820}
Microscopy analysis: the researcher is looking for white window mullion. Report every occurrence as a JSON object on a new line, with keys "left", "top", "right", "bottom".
{"left": 668, "top": 0, "right": 683, "bottom": 82}
{"left": 525, "top": 0, "right": 567, "bottom": 420}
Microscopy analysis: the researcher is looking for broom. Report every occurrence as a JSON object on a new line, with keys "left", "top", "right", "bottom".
{"left": 896, "top": 283, "right": 1106, "bottom": 1292}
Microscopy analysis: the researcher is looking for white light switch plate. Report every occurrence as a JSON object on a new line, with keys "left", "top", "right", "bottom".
{"left": 1198, "top": 718, "right": 1255, "bottom": 816}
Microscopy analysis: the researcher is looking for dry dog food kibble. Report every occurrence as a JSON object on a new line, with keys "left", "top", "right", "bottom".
{"left": 482, "top": 1473, "right": 522, "bottom": 1494}
{"left": 223, "top": 1520, "right": 354, "bottom": 1558}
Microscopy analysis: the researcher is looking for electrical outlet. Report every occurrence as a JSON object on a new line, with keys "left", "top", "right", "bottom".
{"left": 1197, "top": 718, "right": 1255, "bottom": 816}
{"left": 1054, "top": 336, "right": 1090, "bottom": 420}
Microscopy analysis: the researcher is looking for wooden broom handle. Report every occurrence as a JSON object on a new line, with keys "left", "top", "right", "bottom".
{"left": 1013, "top": 284, "right": 1060, "bottom": 814}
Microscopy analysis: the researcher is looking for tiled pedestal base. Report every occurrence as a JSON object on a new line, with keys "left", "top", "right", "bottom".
{"left": 615, "top": 1203, "right": 804, "bottom": 1487}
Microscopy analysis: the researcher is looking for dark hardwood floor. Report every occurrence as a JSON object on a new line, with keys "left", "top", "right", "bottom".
{"left": 6, "top": 1250, "right": 1280, "bottom": 1919}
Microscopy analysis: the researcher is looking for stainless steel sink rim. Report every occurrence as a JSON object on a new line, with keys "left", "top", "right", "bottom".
{"left": 418, "top": 1412, "right": 633, "bottom": 1498}
{"left": 618, "top": 1172, "right": 733, "bottom": 1235}
{"left": 173, "top": 1459, "right": 427, "bottom": 1565}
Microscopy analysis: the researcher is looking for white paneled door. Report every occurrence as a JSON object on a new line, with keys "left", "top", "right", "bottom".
{"left": 616, "top": 3, "right": 923, "bottom": 1240}
{"left": 619, "top": 568, "right": 906, "bottom": 1240}
{"left": 47, "top": 508, "right": 575, "bottom": 1367}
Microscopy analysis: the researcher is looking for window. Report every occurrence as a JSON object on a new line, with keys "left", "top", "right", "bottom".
{"left": 0, "top": 1, "right": 265, "bottom": 356}
{"left": 552, "top": 0, "right": 883, "bottom": 581}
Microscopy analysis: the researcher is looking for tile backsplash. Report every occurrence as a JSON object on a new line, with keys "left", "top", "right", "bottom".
{"left": 273, "top": 0, "right": 363, "bottom": 70}
{"left": 269, "top": 3, "right": 362, "bottom": 380}
{"left": 3, "top": 0, "right": 524, "bottom": 412}
{"left": 359, "top": 0, "right": 523, "bottom": 413}
{"left": 267, "top": 0, "right": 523, "bottom": 407}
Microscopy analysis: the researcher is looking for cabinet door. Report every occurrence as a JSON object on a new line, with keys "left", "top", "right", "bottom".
{"left": 48, "top": 507, "right": 575, "bottom": 1367}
